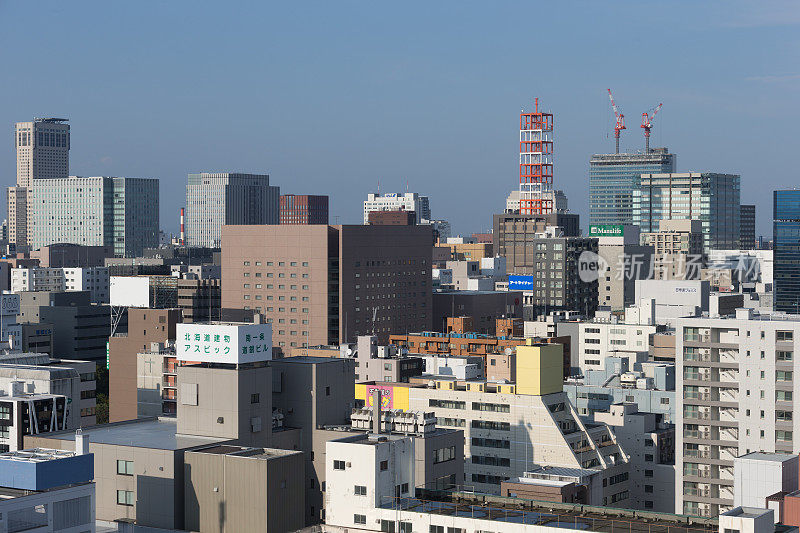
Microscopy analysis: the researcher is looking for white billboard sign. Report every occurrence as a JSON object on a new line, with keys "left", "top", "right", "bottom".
{"left": 176, "top": 323, "right": 273, "bottom": 364}
{"left": 110, "top": 277, "right": 150, "bottom": 307}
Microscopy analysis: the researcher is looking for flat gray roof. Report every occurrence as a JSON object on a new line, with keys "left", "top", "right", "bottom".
{"left": 275, "top": 356, "right": 341, "bottom": 364}
{"left": 739, "top": 452, "right": 797, "bottom": 463}
{"left": 42, "top": 418, "right": 226, "bottom": 450}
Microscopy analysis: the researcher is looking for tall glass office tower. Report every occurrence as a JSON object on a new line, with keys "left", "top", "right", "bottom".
{"left": 589, "top": 148, "right": 676, "bottom": 226}
{"left": 633, "top": 172, "right": 740, "bottom": 252}
{"left": 774, "top": 190, "right": 800, "bottom": 313}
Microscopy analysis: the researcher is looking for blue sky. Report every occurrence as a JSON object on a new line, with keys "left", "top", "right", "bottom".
{"left": 1, "top": 1, "right": 798, "bottom": 237}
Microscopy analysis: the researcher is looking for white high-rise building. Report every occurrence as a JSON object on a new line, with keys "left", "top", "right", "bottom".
{"left": 185, "top": 172, "right": 279, "bottom": 248}
{"left": 8, "top": 118, "right": 70, "bottom": 250}
{"left": 30, "top": 176, "right": 159, "bottom": 258}
{"left": 675, "top": 309, "right": 800, "bottom": 517}
{"left": 363, "top": 192, "right": 430, "bottom": 224}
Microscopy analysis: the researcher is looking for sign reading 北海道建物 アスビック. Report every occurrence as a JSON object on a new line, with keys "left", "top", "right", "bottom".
{"left": 175, "top": 322, "right": 273, "bottom": 364}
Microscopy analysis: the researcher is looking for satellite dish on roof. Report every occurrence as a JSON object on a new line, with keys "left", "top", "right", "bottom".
{"left": 345, "top": 348, "right": 353, "bottom": 357}
{"left": 504, "top": 347, "right": 513, "bottom": 356}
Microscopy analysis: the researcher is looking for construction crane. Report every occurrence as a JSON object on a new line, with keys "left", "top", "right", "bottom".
{"left": 607, "top": 88, "right": 625, "bottom": 154}
{"left": 641, "top": 103, "right": 663, "bottom": 153}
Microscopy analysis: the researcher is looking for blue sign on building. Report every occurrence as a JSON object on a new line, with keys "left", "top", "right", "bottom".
{"left": 508, "top": 275, "right": 534, "bottom": 291}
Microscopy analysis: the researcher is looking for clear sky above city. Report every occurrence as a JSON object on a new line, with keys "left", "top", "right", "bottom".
{"left": 1, "top": 1, "right": 797, "bottom": 237}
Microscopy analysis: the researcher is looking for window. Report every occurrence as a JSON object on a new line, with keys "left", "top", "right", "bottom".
{"left": 777, "top": 370, "right": 793, "bottom": 382}
{"left": 777, "top": 390, "right": 793, "bottom": 401}
{"left": 645, "top": 469, "right": 653, "bottom": 477}
{"left": 645, "top": 454, "right": 654, "bottom": 462}
{"left": 471, "top": 420, "right": 510, "bottom": 431}
{"left": 434, "top": 446, "right": 456, "bottom": 464}
{"left": 333, "top": 460, "right": 345, "bottom": 470}
{"left": 116, "top": 460, "right": 134, "bottom": 475}
{"left": 472, "top": 402, "right": 510, "bottom": 413}
{"left": 428, "top": 399, "right": 465, "bottom": 410}
{"left": 778, "top": 351, "right": 793, "bottom": 361}
{"left": 381, "top": 520, "right": 396, "bottom": 533}
{"left": 251, "top": 393, "right": 260, "bottom": 404}
{"left": 430, "top": 526, "right": 444, "bottom": 533}
{"left": 354, "top": 485, "right": 367, "bottom": 495}
{"left": 645, "top": 485, "right": 654, "bottom": 493}
{"left": 777, "top": 331, "right": 794, "bottom": 342}
{"left": 117, "top": 490, "right": 134, "bottom": 506}
{"left": 354, "top": 514, "right": 367, "bottom": 525}
{"left": 777, "top": 430, "right": 793, "bottom": 442}
{"left": 380, "top": 460, "right": 388, "bottom": 471}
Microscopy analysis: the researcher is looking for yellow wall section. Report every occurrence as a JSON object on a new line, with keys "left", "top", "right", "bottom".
{"left": 354, "top": 383, "right": 410, "bottom": 411}
{"left": 516, "top": 342, "right": 563, "bottom": 396}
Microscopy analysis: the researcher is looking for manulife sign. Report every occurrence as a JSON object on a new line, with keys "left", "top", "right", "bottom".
{"left": 589, "top": 224, "right": 624, "bottom": 237}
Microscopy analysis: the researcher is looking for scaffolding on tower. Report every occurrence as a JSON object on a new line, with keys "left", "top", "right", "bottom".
{"left": 519, "top": 98, "right": 553, "bottom": 215}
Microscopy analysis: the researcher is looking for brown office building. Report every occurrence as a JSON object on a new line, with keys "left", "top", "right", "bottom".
{"left": 492, "top": 212, "right": 580, "bottom": 273}
{"left": 109, "top": 307, "right": 183, "bottom": 422}
{"left": 279, "top": 194, "right": 329, "bottom": 225}
{"left": 30, "top": 243, "right": 111, "bottom": 267}
{"left": 368, "top": 209, "right": 415, "bottom": 226}
{"left": 221, "top": 224, "right": 432, "bottom": 355}
{"left": 177, "top": 277, "right": 221, "bottom": 322}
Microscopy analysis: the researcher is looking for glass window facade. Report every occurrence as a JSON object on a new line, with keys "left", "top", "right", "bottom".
{"left": 632, "top": 173, "right": 740, "bottom": 252}
{"left": 774, "top": 190, "right": 800, "bottom": 313}
{"left": 589, "top": 149, "right": 675, "bottom": 226}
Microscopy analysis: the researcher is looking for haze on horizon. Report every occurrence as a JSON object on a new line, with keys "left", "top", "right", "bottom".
{"left": 1, "top": 1, "right": 797, "bottom": 238}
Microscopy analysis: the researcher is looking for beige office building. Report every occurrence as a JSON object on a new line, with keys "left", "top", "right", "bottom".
{"left": 9, "top": 118, "right": 70, "bottom": 250}
{"left": 643, "top": 219, "right": 705, "bottom": 280}
{"left": 222, "top": 224, "right": 432, "bottom": 355}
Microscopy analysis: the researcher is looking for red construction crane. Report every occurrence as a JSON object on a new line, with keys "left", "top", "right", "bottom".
{"left": 607, "top": 88, "right": 625, "bottom": 154}
{"left": 641, "top": 103, "right": 663, "bottom": 153}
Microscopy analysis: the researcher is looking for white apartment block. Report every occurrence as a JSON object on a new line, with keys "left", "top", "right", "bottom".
{"left": 325, "top": 433, "right": 415, "bottom": 530}
{"left": 557, "top": 317, "right": 657, "bottom": 375}
{"left": 12, "top": 267, "right": 110, "bottom": 303}
{"left": 675, "top": 309, "right": 800, "bottom": 517}
{"left": 363, "top": 192, "right": 430, "bottom": 224}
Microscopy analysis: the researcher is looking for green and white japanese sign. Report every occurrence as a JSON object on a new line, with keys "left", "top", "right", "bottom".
{"left": 176, "top": 323, "right": 273, "bottom": 364}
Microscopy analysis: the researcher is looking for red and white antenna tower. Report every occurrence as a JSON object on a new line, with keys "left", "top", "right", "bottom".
{"left": 607, "top": 89, "right": 626, "bottom": 154}
{"left": 518, "top": 97, "right": 553, "bottom": 215}
{"left": 641, "top": 103, "right": 663, "bottom": 153}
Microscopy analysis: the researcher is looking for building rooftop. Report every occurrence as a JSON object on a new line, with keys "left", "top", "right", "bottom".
{"left": 274, "top": 356, "right": 345, "bottom": 365}
{"left": 383, "top": 495, "right": 716, "bottom": 533}
{"left": 0, "top": 448, "right": 78, "bottom": 463}
{"left": 738, "top": 452, "right": 798, "bottom": 463}
{"left": 189, "top": 445, "right": 302, "bottom": 460}
{"left": 40, "top": 417, "right": 226, "bottom": 450}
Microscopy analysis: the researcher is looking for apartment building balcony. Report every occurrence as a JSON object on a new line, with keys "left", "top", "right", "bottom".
{"left": 718, "top": 407, "right": 738, "bottom": 423}
{"left": 162, "top": 389, "right": 177, "bottom": 401}
{"left": 163, "top": 376, "right": 177, "bottom": 388}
